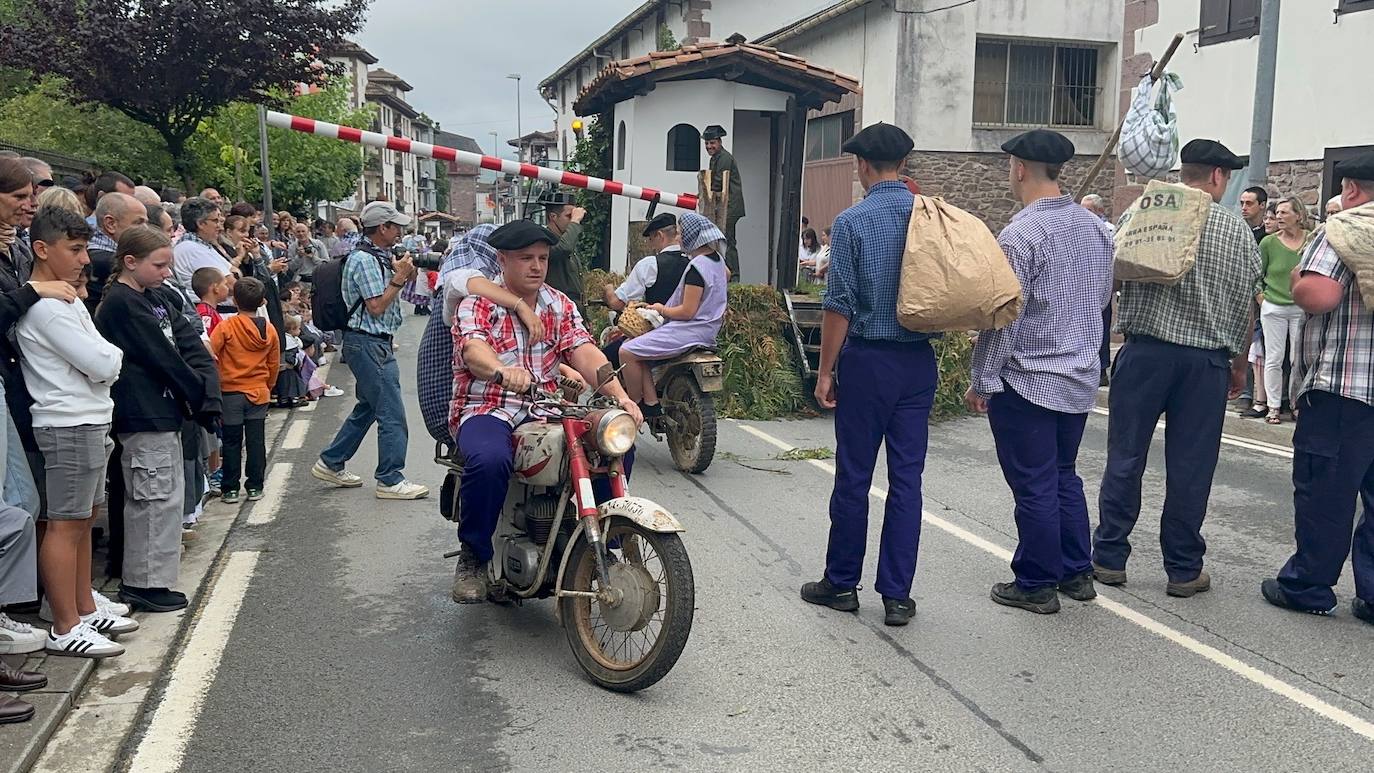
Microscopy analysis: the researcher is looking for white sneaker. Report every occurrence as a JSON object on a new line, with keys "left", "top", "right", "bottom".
{"left": 312, "top": 460, "right": 363, "bottom": 488}
{"left": 93, "top": 589, "right": 132, "bottom": 617}
{"left": 376, "top": 480, "right": 430, "bottom": 500}
{"left": 45, "top": 622, "right": 124, "bottom": 658}
{"left": 323, "top": 386, "right": 344, "bottom": 398}
{"left": 81, "top": 609, "right": 139, "bottom": 635}
{"left": 0, "top": 612, "right": 45, "bottom": 655}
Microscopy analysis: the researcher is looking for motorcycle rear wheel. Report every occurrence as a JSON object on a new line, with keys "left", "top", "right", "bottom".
{"left": 560, "top": 519, "right": 694, "bottom": 692}
{"left": 664, "top": 375, "right": 717, "bottom": 474}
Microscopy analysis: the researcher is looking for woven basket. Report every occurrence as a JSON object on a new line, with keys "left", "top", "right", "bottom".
{"left": 617, "top": 303, "right": 656, "bottom": 338}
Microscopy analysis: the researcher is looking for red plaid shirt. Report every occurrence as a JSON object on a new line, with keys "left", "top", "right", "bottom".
{"left": 449, "top": 285, "right": 594, "bottom": 435}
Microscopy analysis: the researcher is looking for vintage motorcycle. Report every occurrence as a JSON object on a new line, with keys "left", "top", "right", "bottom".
{"left": 595, "top": 309, "right": 725, "bottom": 474}
{"left": 436, "top": 369, "right": 695, "bottom": 693}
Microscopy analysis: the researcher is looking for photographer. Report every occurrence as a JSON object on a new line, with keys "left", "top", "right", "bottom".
{"left": 311, "top": 202, "right": 428, "bottom": 501}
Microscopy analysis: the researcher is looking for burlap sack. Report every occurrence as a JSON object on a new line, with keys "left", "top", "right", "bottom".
{"left": 1113, "top": 180, "right": 1211, "bottom": 284}
{"left": 897, "top": 195, "right": 1021, "bottom": 333}
{"left": 1324, "top": 202, "right": 1374, "bottom": 302}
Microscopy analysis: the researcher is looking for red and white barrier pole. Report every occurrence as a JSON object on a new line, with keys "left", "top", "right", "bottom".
{"left": 265, "top": 111, "right": 699, "bottom": 210}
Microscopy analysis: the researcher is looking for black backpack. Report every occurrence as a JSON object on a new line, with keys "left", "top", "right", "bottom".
{"left": 312, "top": 250, "right": 386, "bottom": 331}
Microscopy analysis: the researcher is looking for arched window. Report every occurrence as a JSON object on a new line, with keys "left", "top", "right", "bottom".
{"left": 666, "top": 124, "right": 701, "bottom": 172}
{"left": 617, "top": 122, "right": 627, "bottom": 170}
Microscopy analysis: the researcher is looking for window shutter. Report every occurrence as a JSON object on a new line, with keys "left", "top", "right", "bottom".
{"left": 1229, "top": 0, "right": 1261, "bottom": 36}
{"left": 1199, "top": 0, "right": 1231, "bottom": 44}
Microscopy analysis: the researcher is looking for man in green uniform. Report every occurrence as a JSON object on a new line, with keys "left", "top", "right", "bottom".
{"left": 537, "top": 190, "right": 586, "bottom": 309}
{"left": 704, "top": 125, "right": 745, "bottom": 279}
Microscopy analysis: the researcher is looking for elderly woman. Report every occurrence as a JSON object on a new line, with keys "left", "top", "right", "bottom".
{"left": 1326, "top": 195, "right": 1343, "bottom": 221}
{"left": 619, "top": 212, "right": 730, "bottom": 417}
{"left": 172, "top": 196, "right": 235, "bottom": 306}
{"left": 1255, "top": 196, "right": 1314, "bottom": 424}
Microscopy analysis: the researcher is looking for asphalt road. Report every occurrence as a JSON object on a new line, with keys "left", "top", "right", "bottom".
{"left": 128, "top": 317, "right": 1373, "bottom": 772}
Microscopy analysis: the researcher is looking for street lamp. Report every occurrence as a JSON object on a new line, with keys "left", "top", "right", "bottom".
{"left": 506, "top": 73, "right": 522, "bottom": 163}
{"left": 489, "top": 131, "right": 499, "bottom": 158}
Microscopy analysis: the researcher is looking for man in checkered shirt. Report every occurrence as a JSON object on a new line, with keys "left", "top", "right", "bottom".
{"left": 447, "top": 220, "right": 643, "bottom": 604}
{"left": 967, "top": 129, "right": 1114, "bottom": 615}
{"left": 1263, "top": 151, "right": 1374, "bottom": 626}
{"left": 1092, "top": 139, "right": 1262, "bottom": 599}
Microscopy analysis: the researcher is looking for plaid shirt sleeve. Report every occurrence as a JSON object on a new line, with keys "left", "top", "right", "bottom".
{"left": 821, "top": 214, "right": 856, "bottom": 319}
{"left": 1299, "top": 233, "right": 1350, "bottom": 285}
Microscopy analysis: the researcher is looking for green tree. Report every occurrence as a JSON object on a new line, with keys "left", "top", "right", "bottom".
{"left": 0, "top": 76, "right": 176, "bottom": 180}
{"left": 192, "top": 82, "right": 373, "bottom": 214}
{"left": 568, "top": 114, "right": 612, "bottom": 267}
{"left": 1, "top": 0, "right": 367, "bottom": 188}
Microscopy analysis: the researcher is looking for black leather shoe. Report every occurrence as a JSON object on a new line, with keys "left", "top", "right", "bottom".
{"left": 119, "top": 585, "right": 189, "bottom": 613}
{"left": 1261, "top": 578, "right": 1335, "bottom": 616}
{"left": 991, "top": 582, "right": 1061, "bottom": 614}
{"left": 882, "top": 597, "right": 915, "bottom": 626}
{"left": 0, "top": 661, "right": 47, "bottom": 692}
{"left": 0, "top": 696, "right": 34, "bottom": 724}
{"left": 800, "top": 578, "right": 859, "bottom": 612}
{"left": 1057, "top": 571, "right": 1097, "bottom": 601}
{"left": 1354, "top": 598, "right": 1374, "bottom": 626}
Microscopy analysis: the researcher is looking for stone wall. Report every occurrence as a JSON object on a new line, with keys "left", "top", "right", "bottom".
{"left": 449, "top": 174, "right": 477, "bottom": 225}
{"left": 1266, "top": 159, "right": 1326, "bottom": 209}
{"left": 907, "top": 151, "right": 1117, "bottom": 234}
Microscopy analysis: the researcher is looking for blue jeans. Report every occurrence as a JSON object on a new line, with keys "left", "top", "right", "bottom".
{"left": 320, "top": 332, "right": 408, "bottom": 486}
{"left": 0, "top": 380, "right": 40, "bottom": 515}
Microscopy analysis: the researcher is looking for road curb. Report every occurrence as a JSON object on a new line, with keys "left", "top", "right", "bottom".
{"left": 5, "top": 407, "right": 298, "bottom": 773}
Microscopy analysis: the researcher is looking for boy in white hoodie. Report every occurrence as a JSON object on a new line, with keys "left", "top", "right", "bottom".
{"left": 18, "top": 206, "right": 135, "bottom": 659}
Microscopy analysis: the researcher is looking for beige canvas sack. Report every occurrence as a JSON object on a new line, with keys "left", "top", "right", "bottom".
{"left": 1324, "top": 201, "right": 1374, "bottom": 303}
{"left": 897, "top": 195, "right": 1021, "bottom": 333}
{"left": 1113, "top": 180, "right": 1211, "bottom": 284}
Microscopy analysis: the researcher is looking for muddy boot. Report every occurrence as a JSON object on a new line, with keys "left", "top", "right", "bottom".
{"left": 450, "top": 546, "right": 490, "bottom": 605}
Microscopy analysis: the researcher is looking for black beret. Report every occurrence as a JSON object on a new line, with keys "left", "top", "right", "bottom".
{"left": 1180, "top": 139, "right": 1244, "bottom": 170}
{"left": 641, "top": 212, "right": 677, "bottom": 237}
{"left": 1001, "top": 129, "right": 1075, "bottom": 164}
{"left": 702, "top": 125, "right": 727, "bottom": 141}
{"left": 488, "top": 220, "right": 558, "bottom": 251}
{"left": 1334, "top": 151, "right": 1374, "bottom": 181}
{"left": 536, "top": 190, "right": 575, "bottom": 208}
{"left": 841, "top": 122, "right": 914, "bottom": 162}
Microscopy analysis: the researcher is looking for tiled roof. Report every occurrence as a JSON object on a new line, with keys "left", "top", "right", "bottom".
{"left": 573, "top": 40, "right": 860, "bottom": 116}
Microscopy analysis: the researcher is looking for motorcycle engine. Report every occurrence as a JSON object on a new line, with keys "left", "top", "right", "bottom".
{"left": 500, "top": 536, "right": 543, "bottom": 590}
{"left": 518, "top": 493, "right": 562, "bottom": 545}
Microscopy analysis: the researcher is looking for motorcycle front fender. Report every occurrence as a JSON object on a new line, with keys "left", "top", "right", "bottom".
{"left": 553, "top": 497, "right": 684, "bottom": 626}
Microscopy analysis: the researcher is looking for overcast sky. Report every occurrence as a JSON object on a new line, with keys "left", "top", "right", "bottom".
{"left": 355, "top": 0, "right": 644, "bottom": 160}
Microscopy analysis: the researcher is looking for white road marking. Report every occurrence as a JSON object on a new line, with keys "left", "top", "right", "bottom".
{"left": 246, "top": 462, "right": 294, "bottom": 525}
{"left": 126, "top": 551, "right": 261, "bottom": 773}
{"left": 1089, "top": 406, "right": 1294, "bottom": 459}
{"left": 733, "top": 422, "right": 1374, "bottom": 741}
{"left": 281, "top": 419, "right": 309, "bottom": 450}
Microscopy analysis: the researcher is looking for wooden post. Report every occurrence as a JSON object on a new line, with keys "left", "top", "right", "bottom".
{"left": 1074, "top": 32, "right": 1186, "bottom": 201}
{"left": 775, "top": 97, "right": 807, "bottom": 291}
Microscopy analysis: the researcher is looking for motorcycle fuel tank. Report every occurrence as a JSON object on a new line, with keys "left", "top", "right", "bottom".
{"left": 512, "top": 422, "right": 567, "bottom": 488}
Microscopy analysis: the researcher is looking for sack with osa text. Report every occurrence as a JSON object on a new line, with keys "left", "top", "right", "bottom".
{"left": 1113, "top": 180, "right": 1211, "bottom": 285}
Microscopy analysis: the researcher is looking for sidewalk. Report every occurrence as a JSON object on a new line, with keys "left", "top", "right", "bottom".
{"left": 0, "top": 403, "right": 296, "bottom": 773}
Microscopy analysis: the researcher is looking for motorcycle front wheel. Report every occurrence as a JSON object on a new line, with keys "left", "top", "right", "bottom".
{"left": 560, "top": 518, "right": 695, "bottom": 692}
{"left": 664, "top": 374, "right": 717, "bottom": 474}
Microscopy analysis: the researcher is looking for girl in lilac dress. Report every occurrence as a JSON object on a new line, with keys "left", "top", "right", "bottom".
{"left": 620, "top": 212, "right": 729, "bottom": 416}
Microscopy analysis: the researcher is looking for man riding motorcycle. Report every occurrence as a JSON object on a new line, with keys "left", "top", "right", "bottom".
{"left": 600, "top": 213, "right": 690, "bottom": 369}
{"left": 449, "top": 219, "right": 643, "bottom": 603}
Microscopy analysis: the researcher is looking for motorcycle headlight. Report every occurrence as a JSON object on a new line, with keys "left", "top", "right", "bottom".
{"left": 591, "top": 409, "right": 637, "bottom": 456}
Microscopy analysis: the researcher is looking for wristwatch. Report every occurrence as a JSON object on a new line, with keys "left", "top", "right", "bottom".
{"left": 492, "top": 370, "right": 504, "bottom": 385}
{"left": 389, "top": 281, "right": 406, "bottom": 289}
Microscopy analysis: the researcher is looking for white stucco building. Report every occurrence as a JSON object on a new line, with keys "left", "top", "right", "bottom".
{"left": 1125, "top": 0, "right": 1374, "bottom": 209}
{"left": 543, "top": 0, "right": 1124, "bottom": 244}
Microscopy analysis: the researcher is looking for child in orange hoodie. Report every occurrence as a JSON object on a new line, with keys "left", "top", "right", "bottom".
{"left": 210, "top": 277, "right": 280, "bottom": 504}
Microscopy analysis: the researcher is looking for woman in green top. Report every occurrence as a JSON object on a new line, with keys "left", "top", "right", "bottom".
{"left": 1254, "top": 196, "right": 1312, "bottom": 424}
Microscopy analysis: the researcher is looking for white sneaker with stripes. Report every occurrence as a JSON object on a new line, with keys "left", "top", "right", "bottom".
{"left": 81, "top": 610, "right": 139, "bottom": 635}
{"left": 45, "top": 622, "right": 125, "bottom": 659}
{"left": 93, "top": 588, "right": 132, "bottom": 617}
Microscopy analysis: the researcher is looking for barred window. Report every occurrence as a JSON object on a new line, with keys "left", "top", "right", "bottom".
{"left": 973, "top": 39, "right": 1102, "bottom": 128}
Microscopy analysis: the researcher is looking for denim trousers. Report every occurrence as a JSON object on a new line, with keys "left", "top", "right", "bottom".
{"left": 320, "top": 331, "right": 408, "bottom": 486}
{"left": 0, "top": 380, "right": 40, "bottom": 516}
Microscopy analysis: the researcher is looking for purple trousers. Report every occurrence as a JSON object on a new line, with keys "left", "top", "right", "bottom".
{"left": 825, "top": 338, "right": 936, "bottom": 599}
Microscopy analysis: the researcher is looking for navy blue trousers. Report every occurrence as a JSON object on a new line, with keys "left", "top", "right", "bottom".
{"left": 988, "top": 386, "right": 1091, "bottom": 590}
{"left": 825, "top": 338, "right": 936, "bottom": 599}
{"left": 1276, "top": 390, "right": 1374, "bottom": 610}
{"left": 458, "top": 415, "right": 634, "bottom": 563}
{"left": 1093, "top": 337, "right": 1230, "bottom": 582}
